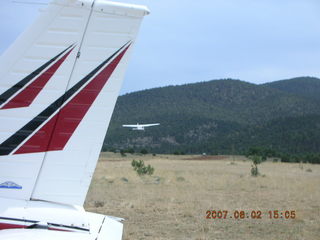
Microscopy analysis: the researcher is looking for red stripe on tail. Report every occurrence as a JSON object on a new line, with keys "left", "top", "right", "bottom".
{"left": 1, "top": 47, "right": 75, "bottom": 109}
{"left": 15, "top": 45, "right": 130, "bottom": 154}
{"left": 0, "top": 223, "right": 26, "bottom": 230}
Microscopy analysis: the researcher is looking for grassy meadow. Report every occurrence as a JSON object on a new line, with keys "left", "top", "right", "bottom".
{"left": 84, "top": 152, "right": 320, "bottom": 240}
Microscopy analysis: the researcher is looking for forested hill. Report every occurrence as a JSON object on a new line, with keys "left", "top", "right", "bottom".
{"left": 104, "top": 77, "right": 320, "bottom": 154}
{"left": 263, "top": 77, "right": 320, "bottom": 102}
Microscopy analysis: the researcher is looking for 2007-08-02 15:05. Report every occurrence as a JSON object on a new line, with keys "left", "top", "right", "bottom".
{"left": 206, "top": 210, "right": 296, "bottom": 219}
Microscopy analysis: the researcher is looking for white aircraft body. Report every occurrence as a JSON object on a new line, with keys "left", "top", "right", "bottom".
{"left": 0, "top": 0, "right": 149, "bottom": 239}
{"left": 122, "top": 123, "right": 160, "bottom": 130}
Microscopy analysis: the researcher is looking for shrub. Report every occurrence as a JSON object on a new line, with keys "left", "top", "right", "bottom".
{"left": 126, "top": 148, "right": 135, "bottom": 154}
{"left": 251, "top": 164, "right": 259, "bottom": 176}
{"left": 140, "top": 149, "right": 148, "bottom": 155}
{"left": 246, "top": 147, "right": 278, "bottom": 160}
{"left": 110, "top": 148, "right": 117, "bottom": 153}
{"left": 280, "top": 153, "right": 320, "bottom": 164}
{"left": 173, "top": 151, "right": 185, "bottom": 155}
{"left": 131, "top": 159, "right": 154, "bottom": 176}
{"left": 120, "top": 149, "right": 126, "bottom": 157}
{"left": 247, "top": 155, "right": 265, "bottom": 177}
{"left": 305, "top": 154, "right": 320, "bottom": 164}
{"left": 94, "top": 201, "right": 105, "bottom": 208}
{"left": 280, "top": 154, "right": 292, "bottom": 163}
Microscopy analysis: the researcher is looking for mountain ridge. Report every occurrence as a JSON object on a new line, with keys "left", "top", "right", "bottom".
{"left": 104, "top": 77, "right": 320, "bottom": 154}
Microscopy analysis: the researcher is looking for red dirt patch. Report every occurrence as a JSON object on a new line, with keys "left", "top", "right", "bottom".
{"left": 183, "top": 155, "right": 229, "bottom": 161}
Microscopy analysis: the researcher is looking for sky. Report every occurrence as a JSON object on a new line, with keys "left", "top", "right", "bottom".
{"left": 1, "top": 0, "right": 320, "bottom": 94}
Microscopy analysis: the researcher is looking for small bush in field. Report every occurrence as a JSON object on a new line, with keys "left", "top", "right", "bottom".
{"left": 131, "top": 159, "right": 154, "bottom": 176}
{"left": 120, "top": 149, "right": 126, "bottom": 157}
{"left": 251, "top": 164, "right": 259, "bottom": 176}
{"left": 248, "top": 155, "right": 265, "bottom": 177}
{"left": 140, "top": 149, "right": 148, "bottom": 155}
{"left": 128, "top": 148, "right": 135, "bottom": 154}
{"left": 94, "top": 201, "right": 105, "bottom": 208}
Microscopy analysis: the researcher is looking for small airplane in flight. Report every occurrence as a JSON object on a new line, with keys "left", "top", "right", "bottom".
{"left": 122, "top": 123, "right": 160, "bottom": 130}
{"left": 0, "top": 0, "right": 149, "bottom": 239}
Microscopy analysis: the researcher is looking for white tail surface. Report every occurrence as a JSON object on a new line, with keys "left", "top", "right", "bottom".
{"left": 0, "top": 0, "right": 149, "bottom": 205}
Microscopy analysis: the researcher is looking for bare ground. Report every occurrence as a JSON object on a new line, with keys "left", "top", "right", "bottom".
{"left": 84, "top": 153, "right": 320, "bottom": 240}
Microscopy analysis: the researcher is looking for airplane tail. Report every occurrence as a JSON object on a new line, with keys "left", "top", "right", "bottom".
{"left": 0, "top": 0, "right": 149, "bottom": 207}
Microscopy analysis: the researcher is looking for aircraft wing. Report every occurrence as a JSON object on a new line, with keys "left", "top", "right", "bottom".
{"left": 141, "top": 123, "right": 160, "bottom": 127}
{"left": 122, "top": 124, "right": 138, "bottom": 128}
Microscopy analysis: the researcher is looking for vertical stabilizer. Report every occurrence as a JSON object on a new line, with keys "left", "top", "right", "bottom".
{"left": 0, "top": 0, "right": 149, "bottom": 205}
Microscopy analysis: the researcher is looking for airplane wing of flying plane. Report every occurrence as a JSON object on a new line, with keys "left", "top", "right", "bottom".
{"left": 122, "top": 123, "right": 160, "bottom": 130}
{"left": 0, "top": 0, "right": 149, "bottom": 239}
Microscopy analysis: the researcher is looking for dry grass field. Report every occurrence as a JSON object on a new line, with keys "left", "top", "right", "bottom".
{"left": 84, "top": 153, "right": 320, "bottom": 240}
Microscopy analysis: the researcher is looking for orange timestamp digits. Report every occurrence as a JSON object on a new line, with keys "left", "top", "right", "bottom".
{"left": 268, "top": 210, "right": 296, "bottom": 219}
{"left": 206, "top": 210, "right": 296, "bottom": 219}
{"left": 206, "top": 210, "right": 229, "bottom": 219}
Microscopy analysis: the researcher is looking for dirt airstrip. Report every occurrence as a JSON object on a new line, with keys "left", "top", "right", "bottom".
{"left": 85, "top": 152, "right": 320, "bottom": 240}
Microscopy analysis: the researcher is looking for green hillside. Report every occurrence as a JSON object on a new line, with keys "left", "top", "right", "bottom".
{"left": 104, "top": 77, "right": 320, "bottom": 155}
{"left": 264, "top": 77, "right": 320, "bottom": 102}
